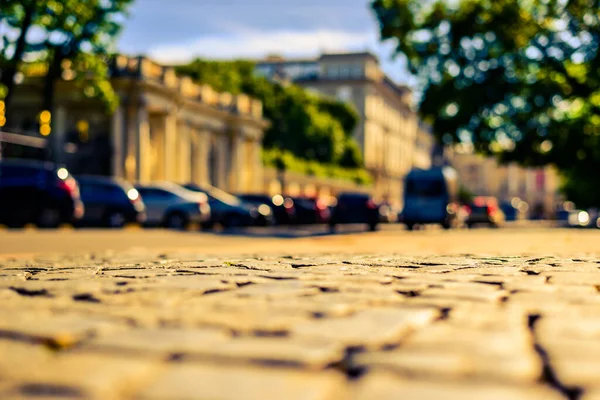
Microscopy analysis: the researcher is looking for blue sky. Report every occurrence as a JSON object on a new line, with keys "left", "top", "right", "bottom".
{"left": 117, "top": 0, "right": 413, "bottom": 84}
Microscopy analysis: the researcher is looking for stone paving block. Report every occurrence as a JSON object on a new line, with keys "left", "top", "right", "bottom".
{"left": 447, "top": 304, "right": 528, "bottom": 329}
{"left": 351, "top": 372, "right": 565, "bottom": 400}
{"left": 446, "top": 266, "right": 530, "bottom": 276}
{"left": 0, "top": 340, "right": 54, "bottom": 381}
{"left": 182, "top": 336, "right": 343, "bottom": 369}
{"left": 0, "top": 310, "right": 121, "bottom": 347}
{"left": 137, "top": 276, "right": 238, "bottom": 293}
{"left": 171, "top": 307, "right": 309, "bottom": 334}
{"left": 583, "top": 388, "right": 600, "bottom": 400}
{"left": 82, "top": 328, "right": 229, "bottom": 355}
{"left": 358, "top": 346, "right": 541, "bottom": 383}
{"left": 537, "top": 316, "right": 600, "bottom": 339}
{"left": 544, "top": 271, "right": 600, "bottom": 285}
{"left": 82, "top": 328, "right": 344, "bottom": 369}
{"left": 138, "top": 362, "right": 346, "bottom": 400}
{"left": 292, "top": 307, "right": 439, "bottom": 349}
{"left": 3, "top": 252, "right": 600, "bottom": 398}
{"left": 193, "top": 295, "right": 355, "bottom": 318}
{"left": 231, "top": 282, "right": 322, "bottom": 299}
{"left": 99, "top": 268, "right": 172, "bottom": 278}
{"left": 418, "top": 285, "right": 508, "bottom": 303}
{"left": 3, "top": 351, "right": 160, "bottom": 399}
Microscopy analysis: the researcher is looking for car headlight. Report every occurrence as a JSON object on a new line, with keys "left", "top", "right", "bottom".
{"left": 578, "top": 211, "right": 590, "bottom": 226}
{"left": 258, "top": 204, "right": 271, "bottom": 216}
{"left": 127, "top": 188, "right": 139, "bottom": 201}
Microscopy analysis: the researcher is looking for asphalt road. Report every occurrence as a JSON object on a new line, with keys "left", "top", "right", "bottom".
{"left": 1, "top": 223, "right": 598, "bottom": 257}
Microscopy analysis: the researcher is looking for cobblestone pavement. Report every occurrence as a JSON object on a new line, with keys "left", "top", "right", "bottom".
{"left": 2, "top": 250, "right": 600, "bottom": 399}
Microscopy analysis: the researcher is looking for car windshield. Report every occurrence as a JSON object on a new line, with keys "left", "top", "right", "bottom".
{"left": 406, "top": 178, "right": 446, "bottom": 197}
{"left": 210, "top": 188, "right": 242, "bottom": 206}
{"left": 154, "top": 183, "right": 203, "bottom": 201}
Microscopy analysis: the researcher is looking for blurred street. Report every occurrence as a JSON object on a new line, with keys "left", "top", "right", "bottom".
{"left": 3, "top": 240, "right": 600, "bottom": 399}
{"left": 1, "top": 223, "right": 598, "bottom": 257}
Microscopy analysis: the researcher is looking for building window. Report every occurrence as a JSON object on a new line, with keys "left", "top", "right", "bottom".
{"left": 352, "top": 65, "right": 363, "bottom": 78}
{"left": 327, "top": 65, "right": 339, "bottom": 78}
{"left": 336, "top": 86, "right": 352, "bottom": 102}
{"left": 339, "top": 64, "right": 350, "bottom": 78}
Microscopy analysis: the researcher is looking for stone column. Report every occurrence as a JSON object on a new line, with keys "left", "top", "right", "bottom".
{"left": 163, "top": 112, "right": 177, "bottom": 181}
{"left": 178, "top": 123, "right": 191, "bottom": 183}
{"left": 198, "top": 130, "right": 211, "bottom": 185}
{"left": 136, "top": 106, "right": 151, "bottom": 183}
{"left": 124, "top": 106, "right": 137, "bottom": 182}
{"left": 189, "top": 130, "right": 200, "bottom": 184}
{"left": 218, "top": 134, "right": 229, "bottom": 190}
{"left": 111, "top": 105, "right": 125, "bottom": 178}
{"left": 229, "top": 133, "right": 245, "bottom": 192}
{"left": 252, "top": 139, "right": 263, "bottom": 192}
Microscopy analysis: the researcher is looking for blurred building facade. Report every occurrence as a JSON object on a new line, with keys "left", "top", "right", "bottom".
{"left": 6, "top": 55, "right": 269, "bottom": 194}
{"left": 413, "top": 122, "right": 438, "bottom": 169}
{"left": 256, "top": 52, "right": 434, "bottom": 207}
{"left": 449, "top": 150, "right": 561, "bottom": 218}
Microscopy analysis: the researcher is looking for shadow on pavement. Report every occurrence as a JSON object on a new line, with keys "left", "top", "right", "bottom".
{"left": 210, "top": 225, "right": 378, "bottom": 239}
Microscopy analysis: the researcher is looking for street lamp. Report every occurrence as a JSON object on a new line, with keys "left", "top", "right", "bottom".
{"left": 39, "top": 110, "right": 51, "bottom": 136}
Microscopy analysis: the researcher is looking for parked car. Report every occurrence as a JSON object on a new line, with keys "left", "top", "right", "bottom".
{"left": 236, "top": 193, "right": 296, "bottom": 225}
{"left": 134, "top": 182, "right": 210, "bottom": 230}
{"left": 329, "top": 192, "right": 381, "bottom": 231}
{"left": 402, "top": 167, "right": 460, "bottom": 230}
{"left": 378, "top": 201, "right": 398, "bottom": 223}
{"left": 291, "top": 196, "right": 330, "bottom": 224}
{"left": 76, "top": 175, "right": 146, "bottom": 228}
{"left": 567, "top": 208, "right": 600, "bottom": 229}
{"left": 0, "top": 159, "right": 84, "bottom": 228}
{"left": 183, "top": 184, "right": 273, "bottom": 228}
{"left": 465, "top": 196, "right": 506, "bottom": 228}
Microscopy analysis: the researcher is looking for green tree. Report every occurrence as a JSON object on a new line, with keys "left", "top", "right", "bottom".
{"left": 0, "top": 0, "right": 39, "bottom": 116}
{"left": 339, "top": 139, "right": 364, "bottom": 168}
{"left": 0, "top": 0, "right": 131, "bottom": 139}
{"left": 176, "top": 58, "right": 364, "bottom": 166}
{"left": 316, "top": 98, "right": 360, "bottom": 137}
{"left": 371, "top": 0, "right": 600, "bottom": 206}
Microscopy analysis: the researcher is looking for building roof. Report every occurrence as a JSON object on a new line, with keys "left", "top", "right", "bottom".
{"left": 318, "top": 52, "right": 379, "bottom": 63}
{"left": 256, "top": 56, "right": 317, "bottom": 65}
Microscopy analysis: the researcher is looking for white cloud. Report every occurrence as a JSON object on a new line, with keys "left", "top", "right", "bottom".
{"left": 147, "top": 29, "right": 373, "bottom": 63}
{"left": 144, "top": 27, "right": 415, "bottom": 87}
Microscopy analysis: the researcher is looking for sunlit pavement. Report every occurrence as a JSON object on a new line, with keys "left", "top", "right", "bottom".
{"left": 3, "top": 223, "right": 600, "bottom": 399}
{"left": 0, "top": 222, "right": 596, "bottom": 258}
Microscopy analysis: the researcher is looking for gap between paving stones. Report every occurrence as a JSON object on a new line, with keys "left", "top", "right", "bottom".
{"left": 528, "top": 314, "right": 584, "bottom": 400}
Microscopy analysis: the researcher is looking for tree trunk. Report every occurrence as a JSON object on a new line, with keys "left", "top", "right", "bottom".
{"left": 43, "top": 49, "right": 65, "bottom": 163}
{"left": 2, "top": 0, "right": 36, "bottom": 124}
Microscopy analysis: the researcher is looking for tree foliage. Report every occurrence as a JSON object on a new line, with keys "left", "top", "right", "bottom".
{"left": 1, "top": 0, "right": 132, "bottom": 126}
{"left": 372, "top": 0, "right": 600, "bottom": 206}
{"left": 262, "top": 149, "right": 372, "bottom": 185}
{"left": 176, "top": 59, "right": 364, "bottom": 168}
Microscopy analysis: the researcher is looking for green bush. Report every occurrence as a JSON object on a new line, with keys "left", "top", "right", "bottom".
{"left": 262, "top": 149, "right": 373, "bottom": 186}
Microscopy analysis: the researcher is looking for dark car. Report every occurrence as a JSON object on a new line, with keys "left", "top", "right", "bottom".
{"left": 135, "top": 182, "right": 211, "bottom": 230}
{"left": 184, "top": 183, "right": 273, "bottom": 228}
{"left": 329, "top": 192, "right": 381, "bottom": 231}
{"left": 291, "top": 196, "right": 330, "bottom": 225}
{"left": 236, "top": 193, "right": 296, "bottom": 225}
{"left": 76, "top": 176, "right": 146, "bottom": 228}
{"left": 466, "top": 196, "right": 506, "bottom": 228}
{"left": 0, "top": 159, "right": 84, "bottom": 227}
